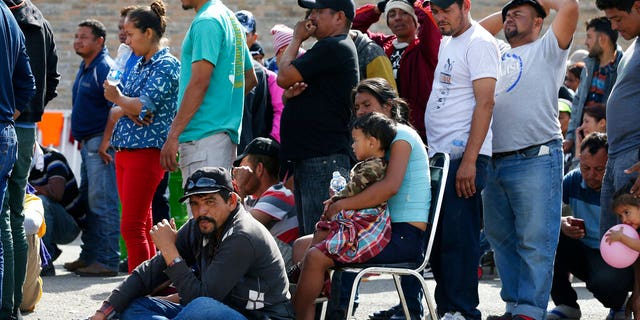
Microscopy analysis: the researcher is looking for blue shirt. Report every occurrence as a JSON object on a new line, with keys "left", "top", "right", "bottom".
{"left": 71, "top": 47, "right": 114, "bottom": 141}
{"left": 111, "top": 48, "right": 180, "bottom": 149}
{"left": 0, "top": 2, "right": 35, "bottom": 122}
{"left": 386, "top": 124, "right": 431, "bottom": 223}
{"left": 562, "top": 168, "right": 601, "bottom": 249}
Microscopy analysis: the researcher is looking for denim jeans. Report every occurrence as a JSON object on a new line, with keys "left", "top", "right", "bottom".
{"left": 120, "top": 296, "right": 247, "bottom": 320}
{"left": 600, "top": 147, "right": 640, "bottom": 237}
{"left": 1, "top": 126, "right": 34, "bottom": 317}
{"left": 79, "top": 136, "right": 120, "bottom": 270}
{"left": 431, "top": 156, "right": 489, "bottom": 320}
{"left": 293, "top": 154, "right": 350, "bottom": 235}
{"left": 551, "top": 233, "right": 632, "bottom": 309}
{"left": 0, "top": 123, "right": 18, "bottom": 305}
{"left": 483, "top": 139, "right": 563, "bottom": 319}
{"left": 39, "top": 195, "right": 81, "bottom": 256}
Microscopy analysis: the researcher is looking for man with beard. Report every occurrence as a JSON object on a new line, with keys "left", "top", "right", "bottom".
{"left": 160, "top": 0, "right": 257, "bottom": 185}
{"left": 563, "top": 17, "right": 622, "bottom": 154}
{"left": 88, "top": 167, "right": 294, "bottom": 320}
{"left": 478, "top": 0, "right": 579, "bottom": 319}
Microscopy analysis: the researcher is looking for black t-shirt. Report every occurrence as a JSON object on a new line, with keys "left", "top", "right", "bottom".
{"left": 280, "top": 34, "right": 358, "bottom": 161}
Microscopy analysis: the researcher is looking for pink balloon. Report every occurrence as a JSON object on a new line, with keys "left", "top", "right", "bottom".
{"left": 600, "top": 224, "right": 640, "bottom": 268}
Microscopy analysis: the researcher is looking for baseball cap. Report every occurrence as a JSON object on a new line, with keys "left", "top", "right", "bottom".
{"left": 298, "top": 0, "right": 356, "bottom": 21}
{"left": 428, "top": 0, "right": 457, "bottom": 9}
{"left": 501, "top": 0, "right": 546, "bottom": 22}
{"left": 250, "top": 42, "right": 264, "bottom": 57}
{"left": 234, "top": 137, "right": 280, "bottom": 167}
{"left": 235, "top": 10, "right": 256, "bottom": 34}
{"left": 180, "top": 167, "right": 234, "bottom": 202}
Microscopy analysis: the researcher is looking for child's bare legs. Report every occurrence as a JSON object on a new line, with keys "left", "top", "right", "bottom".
{"left": 292, "top": 229, "right": 330, "bottom": 266}
{"left": 292, "top": 247, "right": 334, "bottom": 320}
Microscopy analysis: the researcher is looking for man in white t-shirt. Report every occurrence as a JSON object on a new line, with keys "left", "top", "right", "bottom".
{"left": 477, "top": 0, "right": 579, "bottom": 319}
{"left": 232, "top": 137, "right": 299, "bottom": 268}
{"left": 425, "top": 0, "right": 499, "bottom": 319}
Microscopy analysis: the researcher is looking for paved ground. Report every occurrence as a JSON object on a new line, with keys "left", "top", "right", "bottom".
{"left": 23, "top": 238, "right": 612, "bottom": 320}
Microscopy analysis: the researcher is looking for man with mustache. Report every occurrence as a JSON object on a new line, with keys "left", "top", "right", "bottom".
{"left": 88, "top": 167, "right": 294, "bottom": 320}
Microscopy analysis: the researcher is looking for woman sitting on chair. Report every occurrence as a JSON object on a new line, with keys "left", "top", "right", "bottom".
{"left": 291, "top": 78, "right": 431, "bottom": 320}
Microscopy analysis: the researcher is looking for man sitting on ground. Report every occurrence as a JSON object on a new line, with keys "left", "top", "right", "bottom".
{"left": 88, "top": 167, "right": 293, "bottom": 320}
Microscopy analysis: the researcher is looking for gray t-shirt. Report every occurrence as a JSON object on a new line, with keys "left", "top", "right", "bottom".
{"left": 606, "top": 38, "right": 640, "bottom": 157}
{"left": 492, "top": 28, "right": 569, "bottom": 152}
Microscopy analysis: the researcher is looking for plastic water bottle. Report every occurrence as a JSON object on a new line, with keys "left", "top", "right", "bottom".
{"left": 329, "top": 171, "right": 347, "bottom": 194}
{"left": 107, "top": 43, "right": 133, "bottom": 86}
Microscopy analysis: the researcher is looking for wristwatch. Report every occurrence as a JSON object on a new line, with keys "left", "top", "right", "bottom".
{"left": 168, "top": 256, "right": 183, "bottom": 268}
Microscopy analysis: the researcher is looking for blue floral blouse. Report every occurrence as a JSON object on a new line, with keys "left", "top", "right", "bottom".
{"left": 111, "top": 47, "right": 180, "bottom": 149}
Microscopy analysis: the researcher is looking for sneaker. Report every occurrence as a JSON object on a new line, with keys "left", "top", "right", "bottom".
{"left": 442, "top": 312, "right": 466, "bottom": 320}
{"left": 369, "top": 305, "right": 401, "bottom": 320}
{"left": 487, "top": 313, "right": 512, "bottom": 320}
{"left": 606, "top": 308, "right": 629, "bottom": 320}
{"left": 547, "top": 305, "right": 581, "bottom": 320}
{"left": 40, "top": 263, "right": 56, "bottom": 277}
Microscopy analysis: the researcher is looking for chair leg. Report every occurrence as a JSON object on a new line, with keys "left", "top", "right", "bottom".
{"left": 346, "top": 271, "right": 367, "bottom": 320}
{"left": 318, "top": 299, "right": 328, "bottom": 320}
{"left": 391, "top": 274, "right": 412, "bottom": 320}
{"left": 416, "top": 275, "right": 438, "bottom": 320}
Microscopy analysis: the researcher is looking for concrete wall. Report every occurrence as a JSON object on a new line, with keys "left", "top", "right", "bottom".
{"left": 30, "top": 0, "right": 625, "bottom": 111}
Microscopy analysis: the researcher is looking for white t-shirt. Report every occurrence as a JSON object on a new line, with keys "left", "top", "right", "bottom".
{"left": 492, "top": 28, "right": 569, "bottom": 152}
{"left": 425, "top": 22, "right": 499, "bottom": 158}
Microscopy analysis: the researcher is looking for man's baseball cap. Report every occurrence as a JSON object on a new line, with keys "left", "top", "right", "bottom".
{"left": 180, "top": 167, "right": 234, "bottom": 202}
{"left": 298, "top": 0, "right": 356, "bottom": 21}
{"left": 428, "top": 0, "right": 457, "bottom": 9}
{"left": 502, "top": 0, "right": 547, "bottom": 21}
{"left": 234, "top": 137, "right": 280, "bottom": 167}
{"left": 235, "top": 10, "right": 256, "bottom": 34}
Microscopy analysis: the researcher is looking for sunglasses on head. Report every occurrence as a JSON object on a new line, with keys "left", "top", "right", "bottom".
{"left": 185, "top": 177, "right": 231, "bottom": 193}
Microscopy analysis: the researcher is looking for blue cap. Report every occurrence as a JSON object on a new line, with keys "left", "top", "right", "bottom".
{"left": 235, "top": 10, "right": 256, "bottom": 34}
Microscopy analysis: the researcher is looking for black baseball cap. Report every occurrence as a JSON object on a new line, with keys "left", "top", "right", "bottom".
{"left": 502, "top": 0, "right": 547, "bottom": 21}
{"left": 298, "top": 0, "right": 356, "bottom": 21}
{"left": 180, "top": 167, "right": 234, "bottom": 202}
{"left": 428, "top": 0, "right": 457, "bottom": 9}
{"left": 234, "top": 137, "right": 280, "bottom": 167}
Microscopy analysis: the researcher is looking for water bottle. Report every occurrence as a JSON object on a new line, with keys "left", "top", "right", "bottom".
{"left": 107, "top": 43, "right": 133, "bottom": 86}
{"left": 329, "top": 171, "right": 347, "bottom": 194}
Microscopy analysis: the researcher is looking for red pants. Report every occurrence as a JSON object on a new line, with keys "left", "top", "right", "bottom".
{"left": 115, "top": 149, "right": 164, "bottom": 273}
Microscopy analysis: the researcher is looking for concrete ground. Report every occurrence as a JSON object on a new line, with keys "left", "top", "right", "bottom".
{"left": 23, "top": 239, "right": 612, "bottom": 320}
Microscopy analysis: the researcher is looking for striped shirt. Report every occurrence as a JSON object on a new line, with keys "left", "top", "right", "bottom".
{"left": 246, "top": 183, "right": 299, "bottom": 244}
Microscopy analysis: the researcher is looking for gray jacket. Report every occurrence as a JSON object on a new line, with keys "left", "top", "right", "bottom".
{"left": 106, "top": 206, "right": 294, "bottom": 319}
{"left": 566, "top": 47, "right": 623, "bottom": 142}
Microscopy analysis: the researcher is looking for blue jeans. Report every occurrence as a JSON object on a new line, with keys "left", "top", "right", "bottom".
{"left": 293, "top": 154, "right": 350, "bottom": 235}
{"left": 0, "top": 123, "right": 18, "bottom": 304}
{"left": 39, "top": 195, "right": 81, "bottom": 255}
{"left": 483, "top": 139, "right": 563, "bottom": 320}
{"left": 79, "top": 136, "right": 120, "bottom": 270}
{"left": 120, "top": 296, "right": 247, "bottom": 320}
{"left": 1, "top": 126, "right": 34, "bottom": 316}
{"left": 431, "top": 156, "right": 489, "bottom": 320}
{"left": 600, "top": 147, "right": 640, "bottom": 237}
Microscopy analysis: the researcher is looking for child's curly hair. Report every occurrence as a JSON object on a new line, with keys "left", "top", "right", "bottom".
{"left": 611, "top": 180, "right": 640, "bottom": 211}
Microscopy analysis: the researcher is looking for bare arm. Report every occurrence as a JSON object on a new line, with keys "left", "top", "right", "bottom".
{"left": 478, "top": 11, "right": 503, "bottom": 36}
{"left": 277, "top": 20, "right": 311, "bottom": 88}
{"left": 160, "top": 60, "right": 213, "bottom": 171}
{"left": 34, "top": 176, "right": 66, "bottom": 202}
{"left": 540, "top": 0, "right": 579, "bottom": 50}
{"left": 249, "top": 209, "right": 276, "bottom": 225}
{"left": 244, "top": 66, "right": 257, "bottom": 96}
{"left": 456, "top": 77, "right": 495, "bottom": 198}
